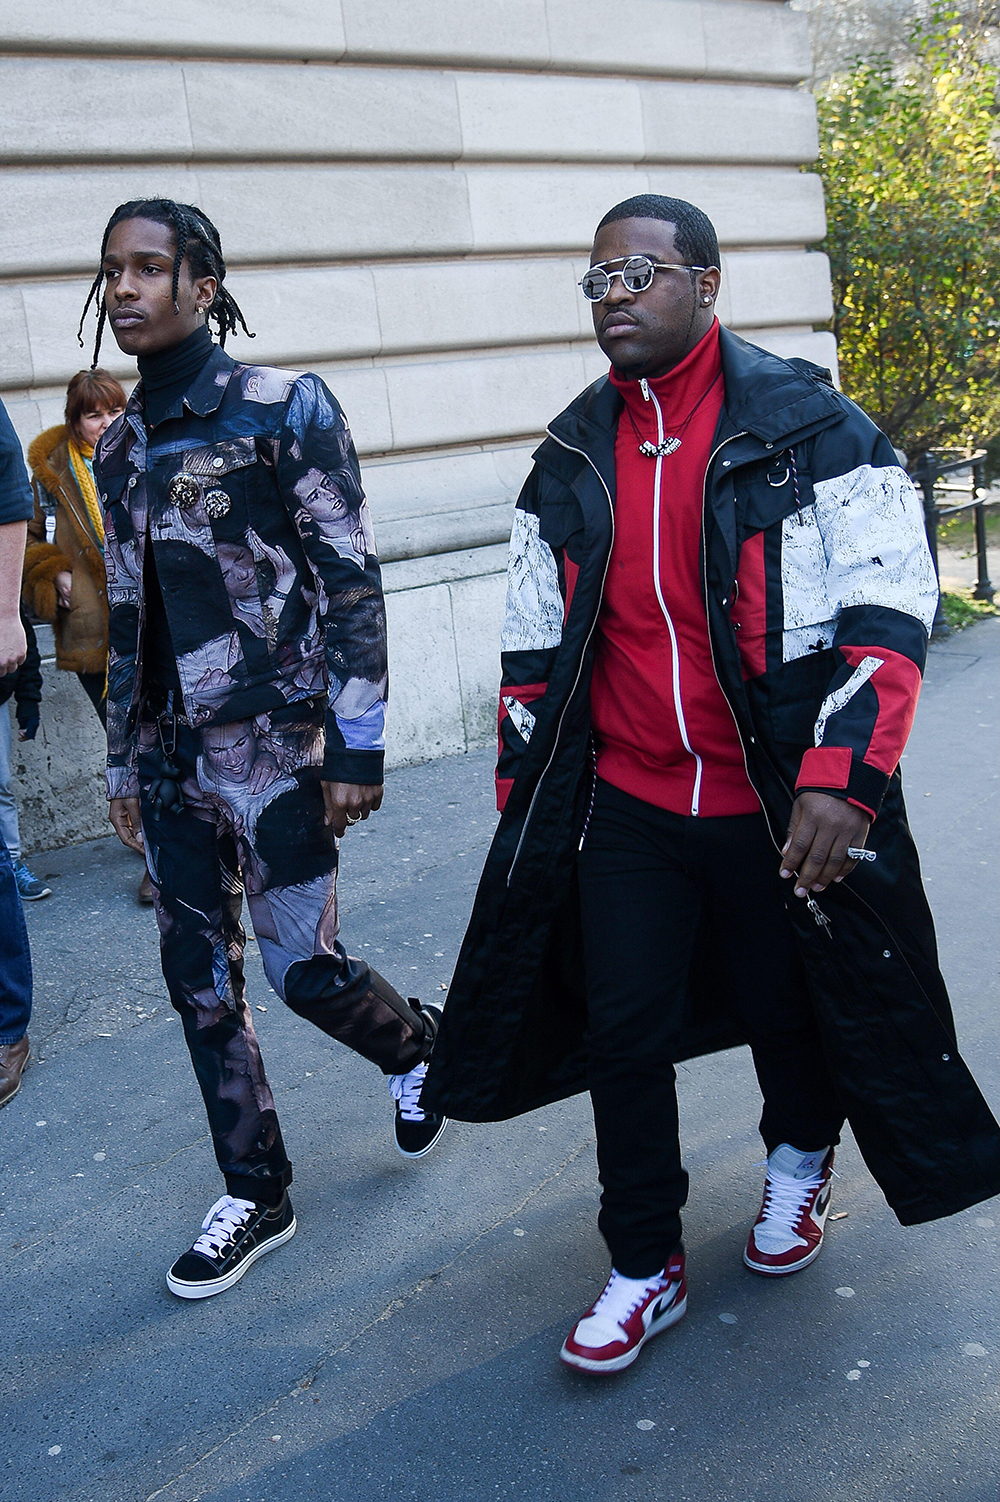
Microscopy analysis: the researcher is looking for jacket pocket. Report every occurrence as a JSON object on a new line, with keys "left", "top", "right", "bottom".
{"left": 182, "top": 436, "right": 257, "bottom": 480}
{"left": 756, "top": 649, "right": 837, "bottom": 746}
{"left": 168, "top": 437, "right": 258, "bottom": 534}
{"left": 736, "top": 455, "right": 816, "bottom": 535}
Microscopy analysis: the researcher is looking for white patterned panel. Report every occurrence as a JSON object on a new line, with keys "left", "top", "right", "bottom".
{"left": 780, "top": 504, "right": 833, "bottom": 663}
{"left": 814, "top": 464, "right": 938, "bottom": 633}
{"left": 501, "top": 508, "right": 564, "bottom": 653}
{"left": 502, "top": 696, "right": 536, "bottom": 743}
{"left": 782, "top": 620, "right": 836, "bottom": 662}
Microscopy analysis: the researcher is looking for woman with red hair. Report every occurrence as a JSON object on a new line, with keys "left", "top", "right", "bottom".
{"left": 24, "top": 369, "right": 152, "bottom": 901}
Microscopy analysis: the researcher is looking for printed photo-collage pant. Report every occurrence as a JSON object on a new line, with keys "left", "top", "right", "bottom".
{"left": 137, "top": 696, "right": 434, "bottom": 1204}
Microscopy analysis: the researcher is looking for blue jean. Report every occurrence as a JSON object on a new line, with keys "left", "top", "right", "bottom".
{"left": 0, "top": 828, "right": 32, "bottom": 1043}
{"left": 0, "top": 707, "right": 22, "bottom": 862}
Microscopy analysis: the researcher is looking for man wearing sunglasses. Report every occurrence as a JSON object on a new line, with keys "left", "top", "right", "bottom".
{"left": 425, "top": 194, "right": 1000, "bottom": 1374}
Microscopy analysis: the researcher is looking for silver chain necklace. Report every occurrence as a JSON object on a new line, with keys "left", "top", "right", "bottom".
{"left": 624, "top": 370, "right": 723, "bottom": 458}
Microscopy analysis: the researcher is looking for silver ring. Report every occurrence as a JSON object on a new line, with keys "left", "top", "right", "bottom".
{"left": 345, "top": 813, "right": 360, "bottom": 825}
{"left": 847, "top": 847, "right": 876, "bottom": 862}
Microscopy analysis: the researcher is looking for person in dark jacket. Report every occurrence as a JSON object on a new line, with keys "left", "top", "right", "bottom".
{"left": 85, "top": 196, "right": 446, "bottom": 1301}
{"left": 0, "top": 396, "right": 34, "bottom": 1108}
{"left": 423, "top": 195, "right": 1000, "bottom": 1376}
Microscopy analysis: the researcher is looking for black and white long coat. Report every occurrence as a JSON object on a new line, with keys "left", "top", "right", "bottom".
{"left": 424, "top": 328, "right": 1000, "bottom": 1228}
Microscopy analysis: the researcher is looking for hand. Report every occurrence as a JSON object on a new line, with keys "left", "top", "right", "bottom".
{"left": 321, "top": 781, "right": 383, "bottom": 837}
{"left": 54, "top": 570, "right": 73, "bottom": 609}
{"left": 109, "top": 796, "right": 145, "bottom": 854}
{"left": 247, "top": 528, "right": 297, "bottom": 598}
{"left": 0, "top": 614, "right": 26, "bottom": 676}
{"left": 780, "top": 790, "right": 872, "bottom": 898}
{"left": 18, "top": 718, "right": 39, "bottom": 742}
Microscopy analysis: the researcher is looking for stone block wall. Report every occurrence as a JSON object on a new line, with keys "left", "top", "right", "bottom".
{"left": 0, "top": 0, "right": 830, "bottom": 852}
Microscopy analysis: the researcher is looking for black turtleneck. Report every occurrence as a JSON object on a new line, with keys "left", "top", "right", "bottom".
{"left": 138, "top": 323, "right": 214, "bottom": 430}
{"left": 139, "top": 324, "right": 215, "bottom": 698}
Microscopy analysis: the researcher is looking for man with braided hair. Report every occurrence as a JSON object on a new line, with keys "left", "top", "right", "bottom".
{"left": 85, "top": 198, "right": 446, "bottom": 1300}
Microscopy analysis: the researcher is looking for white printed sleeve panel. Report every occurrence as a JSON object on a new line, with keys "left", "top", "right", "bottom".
{"left": 501, "top": 509, "right": 564, "bottom": 654}
{"left": 794, "top": 443, "right": 939, "bottom": 818}
{"left": 496, "top": 502, "right": 568, "bottom": 812}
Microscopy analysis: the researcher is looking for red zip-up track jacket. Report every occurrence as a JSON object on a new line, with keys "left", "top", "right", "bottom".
{"left": 590, "top": 321, "right": 760, "bottom": 816}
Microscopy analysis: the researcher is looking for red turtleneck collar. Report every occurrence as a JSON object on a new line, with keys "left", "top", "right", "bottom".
{"left": 609, "top": 319, "right": 722, "bottom": 433}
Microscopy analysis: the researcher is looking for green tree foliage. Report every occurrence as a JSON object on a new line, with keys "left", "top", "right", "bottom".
{"left": 815, "top": 9, "right": 1000, "bottom": 456}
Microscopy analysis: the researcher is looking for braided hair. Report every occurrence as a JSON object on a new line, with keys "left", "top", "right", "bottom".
{"left": 78, "top": 198, "right": 254, "bottom": 367}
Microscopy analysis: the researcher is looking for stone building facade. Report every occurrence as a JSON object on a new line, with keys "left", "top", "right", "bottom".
{"left": 0, "top": 0, "right": 832, "bottom": 850}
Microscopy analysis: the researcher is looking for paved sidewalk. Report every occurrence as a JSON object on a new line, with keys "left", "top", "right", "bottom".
{"left": 3, "top": 621, "right": 998, "bottom": 1502}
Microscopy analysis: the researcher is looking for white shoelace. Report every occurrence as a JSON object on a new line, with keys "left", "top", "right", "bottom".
{"left": 589, "top": 1268, "right": 671, "bottom": 1331}
{"left": 389, "top": 1061, "right": 428, "bottom": 1122}
{"left": 754, "top": 1170, "right": 823, "bottom": 1252}
{"left": 192, "top": 1195, "right": 256, "bottom": 1260}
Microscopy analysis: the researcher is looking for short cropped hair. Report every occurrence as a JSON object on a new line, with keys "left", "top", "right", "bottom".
{"left": 65, "top": 368, "right": 128, "bottom": 440}
{"left": 596, "top": 195, "right": 720, "bottom": 270}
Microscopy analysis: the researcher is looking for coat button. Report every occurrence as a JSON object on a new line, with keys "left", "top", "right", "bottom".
{"left": 127, "top": 477, "right": 136, "bottom": 488}
{"left": 212, "top": 456, "right": 224, "bottom": 468}
{"left": 941, "top": 1053, "right": 950, "bottom": 1062}
{"left": 722, "top": 459, "right": 731, "bottom": 467}
{"left": 883, "top": 949, "right": 892, "bottom": 958}
{"left": 765, "top": 442, "right": 773, "bottom": 449}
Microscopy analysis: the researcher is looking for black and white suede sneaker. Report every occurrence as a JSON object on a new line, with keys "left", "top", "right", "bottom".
{"left": 166, "top": 1192, "right": 296, "bottom": 1300}
{"left": 389, "top": 1005, "right": 448, "bottom": 1159}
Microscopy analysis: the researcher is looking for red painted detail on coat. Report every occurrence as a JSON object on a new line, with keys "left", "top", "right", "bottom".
{"left": 847, "top": 794, "right": 879, "bottom": 820}
{"left": 840, "top": 643, "right": 922, "bottom": 775}
{"left": 589, "top": 322, "right": 759, "bottom": 817}
{"left": 563, "top": 554, "right": 579, "bottom": 622}
{"left": 796, "top": 745, "right": 852, "bottom": 791}
{"left": 496, "top": 776, "right": 514, "bottom": 812}
{"left": 732, "top": 530, "right": 767, "bottom": 680}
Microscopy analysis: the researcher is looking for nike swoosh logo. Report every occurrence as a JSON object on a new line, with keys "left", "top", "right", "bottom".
{"left": 815, "top": 1187, "right": 831, "bottom": 1216}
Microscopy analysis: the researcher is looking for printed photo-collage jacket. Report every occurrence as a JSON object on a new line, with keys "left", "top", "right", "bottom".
{"left": 95, "top": 345, "right": 387, "bottom": 799}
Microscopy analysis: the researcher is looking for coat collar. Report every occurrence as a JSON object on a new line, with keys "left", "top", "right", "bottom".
{"left": 27, "top": 425, "right": 72, "bottom": 497}
{"left": 715, "top": 326, "right": 841, "bottom": 444}
{"left": 541, "top": 325, "right": 843, "bottom": 494}
{"left": 124, "top": 343, "right": 238, "bottom": 428}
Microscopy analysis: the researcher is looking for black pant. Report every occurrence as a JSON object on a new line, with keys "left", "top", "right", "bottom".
{"left": 577, "top": 779, "right": 844, "bottom": 1278}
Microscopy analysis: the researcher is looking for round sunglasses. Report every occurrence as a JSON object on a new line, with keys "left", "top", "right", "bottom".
{"left": 579, "top": 256, "right": 708, "bottom": 302}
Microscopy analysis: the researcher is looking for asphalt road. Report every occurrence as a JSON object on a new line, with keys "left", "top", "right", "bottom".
{"left": 3, "top": 620, "right": 997, "bottom": 1502}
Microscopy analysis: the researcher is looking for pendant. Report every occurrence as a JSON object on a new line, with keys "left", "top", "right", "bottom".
{"left": 638, "top": 437, "right": 681, "bottom": 458}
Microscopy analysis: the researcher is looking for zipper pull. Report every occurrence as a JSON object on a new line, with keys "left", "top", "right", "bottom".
{"left": 806, "top": 896, "right": 832, "bottom": 935}
{"left": 639, "top": 378, "right": 651, "bottom": 402}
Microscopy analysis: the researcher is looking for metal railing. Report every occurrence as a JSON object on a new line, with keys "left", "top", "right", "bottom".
{"left": 909, "top": 448, "right": 995, "bottom": 638}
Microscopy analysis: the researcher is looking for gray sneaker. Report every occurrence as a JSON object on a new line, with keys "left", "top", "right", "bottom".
{"left": 12, "top": 861, "right": 51, "bottom": 901}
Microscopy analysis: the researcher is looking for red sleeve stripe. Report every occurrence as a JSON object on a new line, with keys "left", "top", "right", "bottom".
{"left": 839, "top": 643, "right": 922, "bottom": 775}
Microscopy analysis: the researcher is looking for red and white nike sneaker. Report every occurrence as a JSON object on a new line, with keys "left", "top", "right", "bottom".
{"left": 743, "top": 1143, "right": 835, "bottom": 1276}
{"left": 560, "top": 1253, "right": 687, "bottom": 1375}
